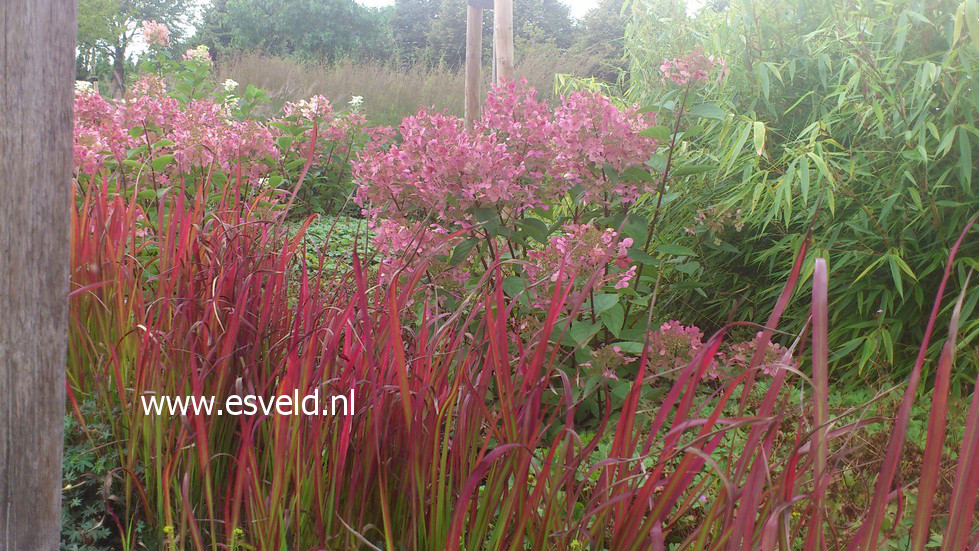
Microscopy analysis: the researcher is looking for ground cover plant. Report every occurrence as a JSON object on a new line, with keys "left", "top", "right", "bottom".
{"left": 61, "top": 9, "right": 979, "bottom": 551}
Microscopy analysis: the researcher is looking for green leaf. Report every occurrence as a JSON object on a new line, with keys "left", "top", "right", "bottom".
{"left": 601, "top": 304, "right": 625, "bottom": 337}
{"left": 612, "top": 341, "right": 644, "bottom": 354}
{"left": 656, "top": 244, "right": 697, "bottom": 257}
{"left": 675, "top": 261, "right": 701, "bottom": 275}
{"left": 570, "top": 321, "right": 600, "bottom": 346}
{"left": 517, "top": 218, "right": 550, "bottom": 244}
{"left": 757, "top": 64, "right": 771, "bottom": 101}
{"left": 671, "top": 163, "right": 717, "bottom": 176}
{"left": 640, "top": 125, "right": 672, "bottom": 140}
{"left": 959, "top": 127, "right": 972, "bottom": 192}
{"left": 592, "top": 293, "right": 619, "bottom": 315}
{"left": 887, "top": 255, "right": 905, "bottom": 298}
{"left": 621, "top": 167, "right": 654, "bottom": 181}
{"left": 151, "top": 155, "right": 175, "bottom": 171}
{"left": 502, "top": 276, "right": 525, "bottom": 298}
{"left": 628, "top": 247, "right": 658, "bottom": 265}
{"left": 688, "top": 103, "right": 727, "bottom": 120}
{"left": 449, "top": 238, "right": 477, "bottom": 266}
{"left": 753, "top": 121, "right": 766, "bottom": 156}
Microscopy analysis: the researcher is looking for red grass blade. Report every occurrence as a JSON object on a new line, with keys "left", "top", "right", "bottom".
{"left": 804, "top": 258, "right": 829, "bottom": 551}
{"left": 851, "top": 215, "right": 977, "bottom": 551}
{"left": 911, "top": 273, "right": 971, "bottom": 549}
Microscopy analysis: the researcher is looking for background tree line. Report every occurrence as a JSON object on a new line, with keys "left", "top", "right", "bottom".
{"left": 77, "top": 0, "right": 631, "bottom": 93}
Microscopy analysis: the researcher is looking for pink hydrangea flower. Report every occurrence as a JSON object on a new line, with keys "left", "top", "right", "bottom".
{"left": 183, "top": 45, "right": 211, "bottom": 63}
{"left": 72, "top": 86, "right": 279, "bottom": 180}
{"left": 551, "top": 91, "right": 659, "bottom": 204}
{"left": 660, "top": 47, "right": 727, "bottom": 86}
{"left": 523, "top": 223, "right": 635, "bottom": 306}
{"left": 142, "top": 20, "right": 170, "bottom": 48}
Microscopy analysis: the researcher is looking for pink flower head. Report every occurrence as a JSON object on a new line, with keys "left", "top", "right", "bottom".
{"left": 73, "top": 83, "right": 281, "bottom": 180}
{"left": 725, "top": 332, "right": 795, "bottom": 376}
{"left": 283, "top": 95, "right": 334, "bottom": 121}
{"left": 552, "top": 91, "right": 659, "bottom": 204}
{"left": 183, "top": 45, "right": 211, "bottom": 63}
{"left": 660, "top": 47, "right": 727, "bottom": 86}
{"left": 142, "top": 20, "right": 170, "bottom": 48}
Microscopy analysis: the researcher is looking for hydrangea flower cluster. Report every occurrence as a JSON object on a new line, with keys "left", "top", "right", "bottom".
{"left": 724, "top": 332, "right": 794, "bottom": 376}
{"left": 660, "top": 48, "right": 728, "bottom": 86}
{"left": 524, "top": 223, "right": 635, "bottom": 306}
{"left": 141, "top": 20, "right": 170, "bottom": 48}
{"left": 353, "top": 80, "right": 658, "bottom": 279}
{"left": 644, "top": 322, "right": 795, "bottom": 380}
{"left": 183, "top": 45, "right": 211, "bottom": 63}
{"left": 276, "top": 95, "right": 367, "bottom": 167}
{"left": 369, "top": 219, "right": 455, "bottom": 281}
{"left": 550, "top": 91, "right": 660, "bottom": 203}
{"left": 647, "top": 321, "right": 706, "bottom": 375}
{"left": 583, "top": 344, "right": 637, "bottom": 381}
{"left": 73, "top": 87, "right": 277, "bottom": 180}
{"left": 356, "top": 81, "right": 657, "bottom": 220}
{"left": 685, "top": 205, "right": 746, "bottom": 243}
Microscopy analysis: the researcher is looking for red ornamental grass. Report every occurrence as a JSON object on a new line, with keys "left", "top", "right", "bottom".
{"left": 68, "top": 172, "right": 979, "bottom": 548}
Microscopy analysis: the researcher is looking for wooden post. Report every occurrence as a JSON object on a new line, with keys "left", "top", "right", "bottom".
{"left": 465, "top": 4, "right": 484, "bottom": 131}
{"left": 0, "top": 0, "right": 75, "bottom": 548}
{"left": 494, "top": 0, "right": 514, "bottom": 84}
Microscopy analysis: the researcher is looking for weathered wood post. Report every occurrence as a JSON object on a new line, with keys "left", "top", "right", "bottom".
{"left": 494, "top": 0, "right": 514, "bottom": 84}
{"left": 465, "top": 1, "right": 490, "bottom": 131}
{"left": 0, "top": 0, "right": 75, "bottom": 548}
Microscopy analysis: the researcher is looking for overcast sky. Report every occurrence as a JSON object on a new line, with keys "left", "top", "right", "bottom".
{"left": 354, "top": 0, "right": 602, "bottom": 19}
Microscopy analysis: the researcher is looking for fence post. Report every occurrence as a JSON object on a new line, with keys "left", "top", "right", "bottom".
{"left": 0, "top": 0, "right": 75, "bottom": 548}
{"left": 494, "top": 0, "right": 514, "bottom": 84}
{"left": 465, "top": 3, "right": 484, "bottom": 131}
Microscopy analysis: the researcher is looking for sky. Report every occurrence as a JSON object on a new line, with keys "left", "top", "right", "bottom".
{"left": 355, "top": 0, "right": 602, "bottom": 19}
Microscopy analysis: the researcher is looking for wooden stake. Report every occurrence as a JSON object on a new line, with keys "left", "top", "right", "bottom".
{"left": 0, "top": 0, "right": 74, "bottom": 547}
{"left": 494, "top": 0, "right": 514, "bottom": 84}
{"left": 465, "top": 4, "right": 483, "bottom": 131}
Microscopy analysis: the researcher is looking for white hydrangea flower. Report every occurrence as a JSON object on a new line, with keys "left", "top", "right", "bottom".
{"left": 222, "top": 79, "right": 239, "bottom": 92}
{"left": 349, "top": 95, "right": 364, "bottom": 109}
{"left": 74, "top": 80, "right": 94, "bottom": 94}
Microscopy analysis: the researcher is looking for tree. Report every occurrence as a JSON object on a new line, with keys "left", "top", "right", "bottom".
{"left": 425, "top": 0, "right": 577, "bottom": 68}
{"left": 76, "top": 0, "right": 195, "bottom": 96}
{"left": 196, "top": 0, "right": 394, "bottom": 61}
{"left": 0, "top": 0, "right": 74, "bottom": 547}
{"left": 576, "top": 0, "right": 631, "bottom": 82}
{"left": 392, "top": 0, "right": 440, "bottom": 62}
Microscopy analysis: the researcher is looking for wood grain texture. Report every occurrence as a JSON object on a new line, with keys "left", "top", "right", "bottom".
{"left": 0, "top": 0, "right": 75, "bottom": 548}
{"left": 464, "top": 5, "right": 483, "bottom": 131}
{"left": 493, "top": 0, "right": 514, "bottom": 84}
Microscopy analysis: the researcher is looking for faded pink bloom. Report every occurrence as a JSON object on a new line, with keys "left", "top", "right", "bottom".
{"left": 183, "top": 45, "right": 211, "bottom": 63}
{"left": 648, "top": 321, "right": 706, "bottom": 375}
{"left": 283, "top": 95, "right": 334, "bottom": 121}
{"left": 660, "top": 47, "right": 727, "bottom": 86}
{"left": 523, "top": 223, "right": 635, "bottom": 306}
{"left": 142, "top": 20, "right": 170, "bottom": 48}
{"left": 73, "top": 86, "right": 279, "bottom": 180}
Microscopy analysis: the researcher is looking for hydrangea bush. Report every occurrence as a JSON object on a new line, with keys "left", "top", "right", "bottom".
{"left": 73, "top": 34, "right": 365, "bottom": 217}
{"left": 74, "top": 26, "right": 751, "bottom": 387}
{"left": 353, "top": 80, "right": 661, "bottom": 328}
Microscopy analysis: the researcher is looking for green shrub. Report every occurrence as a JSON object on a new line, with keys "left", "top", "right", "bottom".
{"left": 622, "top": 0, "right": 979, "bottom": 386}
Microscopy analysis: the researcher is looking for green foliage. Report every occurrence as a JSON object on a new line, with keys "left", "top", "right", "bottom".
{"left": 624, "top": 0, "right": 979, "bottom": 385}
{"left": 574, "top": 0, "right": 630, "bottom": 82}
{"left": 197, "top": 0, "right": 395, "bottom": 61}
{"left": 76, "top": 0, "right": 195, "bottom": 85}
{"left": 392, "top": 0, "right": 577, "bottom": 67}
{"left": 60, "top": 403, "right": 138, "bottom": 551}
{"left": 298, "top": 215, "right": 373, "bottom": 273}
